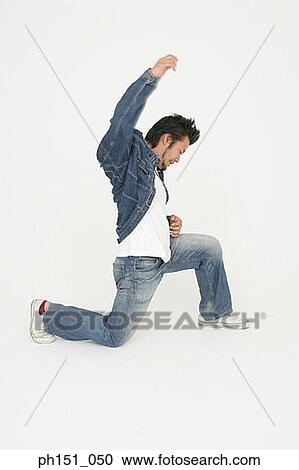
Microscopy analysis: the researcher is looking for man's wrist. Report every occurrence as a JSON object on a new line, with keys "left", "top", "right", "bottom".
{"left": 142, "top": 68, "right": 160, "bottom": 87}
{"left": 147, "top": 68, "right": 161, "bottom": 80}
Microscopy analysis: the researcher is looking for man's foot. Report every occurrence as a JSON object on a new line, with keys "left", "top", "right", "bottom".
{"left": 197, "top": 313, "right": 221, "bottom": 327}
{"left": 218, "top": 312, "right": 249, "bottom": 329}
{"left": 30, "top": 299, "right": 56, "bottom": 343}
{"left": 198, "top": 312, "right": 249, "bottom": 329}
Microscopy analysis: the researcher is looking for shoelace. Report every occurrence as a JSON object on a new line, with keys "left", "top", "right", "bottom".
{"left": 221, "top": 313, "right": 241, "bottom": 322}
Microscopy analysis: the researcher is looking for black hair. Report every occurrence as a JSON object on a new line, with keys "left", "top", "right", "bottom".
{"left": 144, "top": 113, "right": 200, "bottom": 148}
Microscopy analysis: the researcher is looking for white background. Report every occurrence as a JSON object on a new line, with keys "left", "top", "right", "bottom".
{"left": 1, "top": 0, "right": 299, "bottom": 450}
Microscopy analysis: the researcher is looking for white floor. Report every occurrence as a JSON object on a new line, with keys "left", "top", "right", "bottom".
{"left": 1, "top": 270, "right": 299, "bottom": 450}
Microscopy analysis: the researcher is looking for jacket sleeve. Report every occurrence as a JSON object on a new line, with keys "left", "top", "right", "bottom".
{"left": 96, "top": 68, "right": 160, "bottom": 176}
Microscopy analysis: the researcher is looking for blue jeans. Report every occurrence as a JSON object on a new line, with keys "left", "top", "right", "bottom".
{"left": 43, "top": 233, "right": 233, "bottom": 347}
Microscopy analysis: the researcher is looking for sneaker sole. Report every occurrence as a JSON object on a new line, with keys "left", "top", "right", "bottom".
{"left": 221, "top": 323, "right": 250, "bottom": 329}
{"left": 198, "top": 317, "right": 250, "bottom": 330}
{"left": 198, "top": 320, "right": 221, "bottom": 328}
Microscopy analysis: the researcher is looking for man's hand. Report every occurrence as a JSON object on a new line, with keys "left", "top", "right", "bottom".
{"left": 168, "top": 214, "right": 182, "bottom": 237}
{"left": 150, "top": 54, "right": 178, "bottom": 79}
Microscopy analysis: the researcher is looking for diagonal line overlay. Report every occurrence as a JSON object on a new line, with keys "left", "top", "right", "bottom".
{"left": 232, "top": 357, "right": 276, "bottom": 427}
{"left": 25, "top": 357, "right": 68, "bottom": 427}
{"left": 25, "top": 25, "right": 99, "bottom": 143}
{"left": 177, "top": 25, "right": 276, "bottom": 181}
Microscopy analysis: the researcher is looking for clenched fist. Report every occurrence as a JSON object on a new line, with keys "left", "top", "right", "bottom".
{"left": 149, "top": 54, "right": 179, "bottom": 79}
{"left": 167, "top": 214, "right": 182, "bottom": 237}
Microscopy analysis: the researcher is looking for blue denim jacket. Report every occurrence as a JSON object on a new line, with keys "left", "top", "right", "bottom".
{"left": 96, "top": 68, "right": 170, "bottom": 244}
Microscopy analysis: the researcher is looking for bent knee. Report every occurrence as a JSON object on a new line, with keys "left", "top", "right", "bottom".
{"left": 204, "top": 235, "right": 223, "bottom": 259}
{"left": 109, "top": 334, "right": 130, "bottom": 348}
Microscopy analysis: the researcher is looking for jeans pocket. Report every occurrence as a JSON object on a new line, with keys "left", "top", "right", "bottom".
{"left": 134, "top": 256, "right": 162, "bottom": 272}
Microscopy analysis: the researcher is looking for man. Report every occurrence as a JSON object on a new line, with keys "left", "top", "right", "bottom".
{"left": 30, "top": 54, "right": 249, "bottom": 346}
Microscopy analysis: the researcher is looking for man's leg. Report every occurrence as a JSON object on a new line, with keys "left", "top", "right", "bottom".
{"left": 160, "top": 233, "right": 233, "bottom": 321}
{"left": 43, "top": 256, "right": 164, "bottom": 347}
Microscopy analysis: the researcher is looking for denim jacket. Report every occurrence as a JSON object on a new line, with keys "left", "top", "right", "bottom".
{"left": 96, "top": 68, "right": 170, "bottom": 244}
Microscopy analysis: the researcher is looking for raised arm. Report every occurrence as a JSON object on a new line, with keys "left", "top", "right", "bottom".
{"left": 96, "top": 68, "right": 160, "bottom": 168}
{"left": 96, "top": 55, "right": 178, "bottom": 174}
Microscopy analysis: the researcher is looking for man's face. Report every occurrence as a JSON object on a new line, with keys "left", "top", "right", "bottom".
{"left": 158, "top": 135, "right": 190, "bottom": 171}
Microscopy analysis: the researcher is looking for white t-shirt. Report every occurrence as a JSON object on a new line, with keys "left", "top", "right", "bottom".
{"left": 115, "top": 170, "right": 171, "bottom": 263}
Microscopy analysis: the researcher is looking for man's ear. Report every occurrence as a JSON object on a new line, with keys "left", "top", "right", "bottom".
{"left": 163, "top": 133, "right": 173, "bottom": 147}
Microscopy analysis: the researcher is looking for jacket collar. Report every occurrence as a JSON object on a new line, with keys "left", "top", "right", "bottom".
{"left": 134, "top": 128, "right": 161, "bottom": 168}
